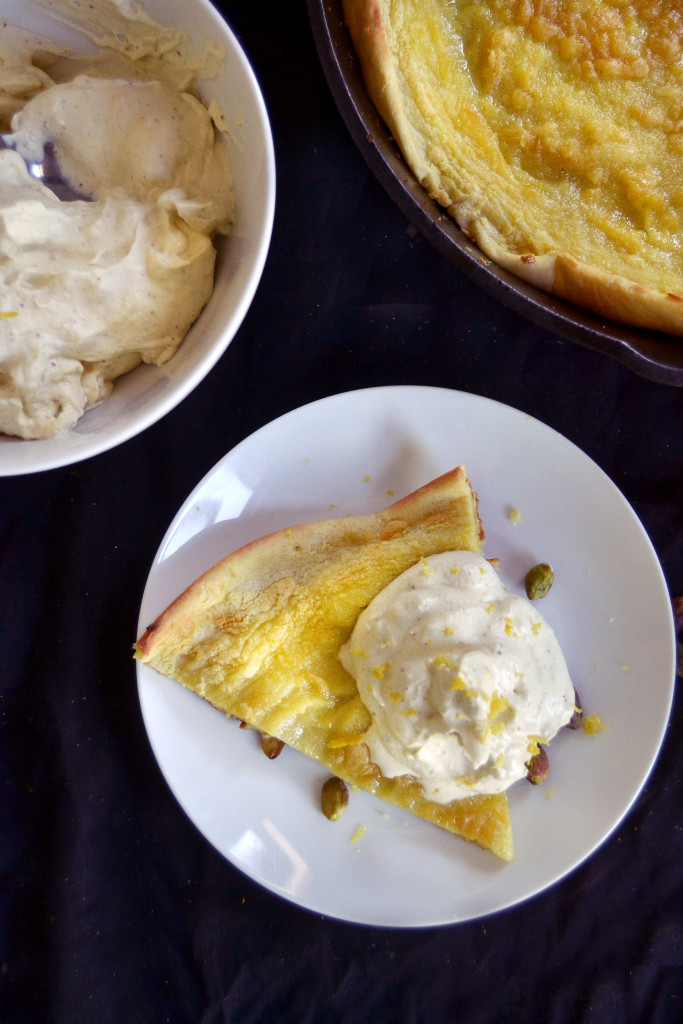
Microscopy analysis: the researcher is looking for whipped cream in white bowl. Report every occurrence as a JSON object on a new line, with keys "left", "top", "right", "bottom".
{"left": 0, "top": 0, "right": 275, "bottom": 474}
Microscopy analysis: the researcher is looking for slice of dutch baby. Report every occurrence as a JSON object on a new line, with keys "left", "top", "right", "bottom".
{"left": 134, "top": 466, "right": 513, "bottom": 860}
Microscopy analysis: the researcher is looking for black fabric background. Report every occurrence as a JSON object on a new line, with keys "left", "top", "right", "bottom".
{"left": 1, "top": 3, "right": 682, "bottom": 1022}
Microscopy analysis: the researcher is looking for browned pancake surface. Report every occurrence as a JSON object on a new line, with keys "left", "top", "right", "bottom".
{"left": 136, "top": 467, "right": 514, "bottom": 860}
{"left": 343, "top": 0, "right": 683, "bottom": 335}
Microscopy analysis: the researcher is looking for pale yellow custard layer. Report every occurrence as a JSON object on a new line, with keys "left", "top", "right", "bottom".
{"left": 344, "top": 0, "right": 683, "bottom": 333}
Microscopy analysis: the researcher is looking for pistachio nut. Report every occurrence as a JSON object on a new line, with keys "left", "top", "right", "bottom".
{"left": 525, "top": 745, "right": 550, "bottom": 785}
{"left": 525, "top": 562, "right": 554, "bottom": 600}
{"left": 567, "top": 687, "right": 583, "bottom": 730}
{"left": 260, "top": 733, "right": 285, "bottom": 759}
{"left": 321, "top": 776, "right": 349, "bottom": 821}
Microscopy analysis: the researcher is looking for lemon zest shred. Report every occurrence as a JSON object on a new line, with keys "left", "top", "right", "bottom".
{"left": 583, "top": 714, "right": 608, "bottom": 734}
{"left": 327, "top": 734, "right": 364, "bottom": 749}
{"left": 434, "top": 654, "right": 454, "bottom": 668}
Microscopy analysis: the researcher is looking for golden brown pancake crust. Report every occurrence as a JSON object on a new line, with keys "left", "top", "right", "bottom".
{"left": 343, "top": 0, "right": 683, "bottom": 335}
{"left": 136, "top": 467, "right": 514, "bottom": 860}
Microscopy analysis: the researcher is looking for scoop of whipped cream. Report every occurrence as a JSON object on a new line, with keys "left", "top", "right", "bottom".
{"left": 340, "top": 550, "right": 574, "bottom": 802}
{"left": 6, "top": 76, "right": 233, "bottom": 234}
{"left": 0, "top": 4, "right": 234, "bottom": 440}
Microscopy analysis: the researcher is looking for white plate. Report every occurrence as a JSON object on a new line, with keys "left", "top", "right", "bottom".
{"left": 136, "top": 386, "right": 676, "bottom": 927}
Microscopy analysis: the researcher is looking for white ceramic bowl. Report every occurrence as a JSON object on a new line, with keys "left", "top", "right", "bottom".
{"left": 0, "top": 0, "right": 275, "bottom": 475}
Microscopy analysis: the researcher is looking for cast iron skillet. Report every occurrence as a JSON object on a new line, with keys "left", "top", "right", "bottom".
{"left": 307, "top": 0, "right": 683, "bottom": 386}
